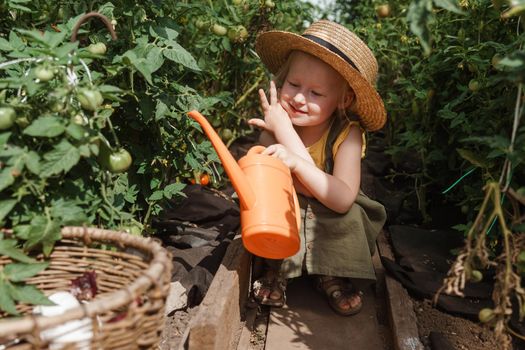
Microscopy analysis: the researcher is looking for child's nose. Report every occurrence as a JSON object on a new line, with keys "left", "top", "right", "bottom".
{"left": 293, "top": 92, "right": 306, "bottom": 104}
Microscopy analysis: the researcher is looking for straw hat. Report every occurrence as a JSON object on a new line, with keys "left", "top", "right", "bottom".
{"left": 255, "top": 20, "right": 386, "bottom": 131}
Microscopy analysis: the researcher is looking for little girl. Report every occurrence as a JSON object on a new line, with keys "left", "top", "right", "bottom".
{"left": 248, "top": 20, "right": 387, "bottom": 316}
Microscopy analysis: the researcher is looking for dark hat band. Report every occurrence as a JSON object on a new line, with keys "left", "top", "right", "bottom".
{"left": 302, "top": 34, "right": 360, "bottom": 73}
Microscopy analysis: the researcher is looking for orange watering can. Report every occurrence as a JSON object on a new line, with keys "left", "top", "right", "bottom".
{"left": 188, "top": 110, "right": 301, "bottom": 259}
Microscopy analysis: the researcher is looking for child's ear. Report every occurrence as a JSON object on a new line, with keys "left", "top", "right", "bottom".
{"left": 342, "top": 91, "right": 355, "bottom": 109}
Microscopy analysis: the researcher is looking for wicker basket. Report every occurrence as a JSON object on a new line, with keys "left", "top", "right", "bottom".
{"left": 0, "top": 226, "right": 172, "bottom": 349}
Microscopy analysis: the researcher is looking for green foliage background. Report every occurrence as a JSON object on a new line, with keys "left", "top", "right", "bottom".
{"left": 332, "top": 0, "right": 524, "bottom": 231}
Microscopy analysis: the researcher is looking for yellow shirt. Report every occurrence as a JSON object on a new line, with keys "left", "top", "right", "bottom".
{"left": 307, "top": 121, "right": 366, "bottom": 171}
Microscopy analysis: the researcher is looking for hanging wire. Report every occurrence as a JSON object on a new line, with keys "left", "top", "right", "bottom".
{"left": 441, "top": 167, "right": 477, "bottom": 194}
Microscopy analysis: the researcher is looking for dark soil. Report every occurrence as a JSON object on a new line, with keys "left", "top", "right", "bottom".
{"left": 414, "top": 299, "right": 500, "bottom": 350}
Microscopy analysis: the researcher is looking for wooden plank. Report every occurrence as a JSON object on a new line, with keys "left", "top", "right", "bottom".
{"left": 377, "top": 231, "right": 424, "bottom": 350}
{"left": 235, "top": 304, "right": 258, "bottom": 350}
{"left": 265, "top": 276, "right": 384, "bottom": 350}
{"left": 183, "top": 238, "right": 251, "bottom": 350}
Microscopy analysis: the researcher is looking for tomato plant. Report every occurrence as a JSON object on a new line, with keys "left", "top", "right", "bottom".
{"left": 0, "top": 0, "right": 312, "bottom": 314}
{"left": 331, "top": 0, "right": 525, "bottom": 346}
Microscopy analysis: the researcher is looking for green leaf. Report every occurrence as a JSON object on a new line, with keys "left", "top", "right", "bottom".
{"left": 8, "top": 31, "right": 24, "bottom": 51}
{"left": 0, "top": 199, "right": 17, "bottom": 222}
{"left": 0, "top": 132, "right": 11, "bottom": 146}
{"left": 146, "top": 47, "right": 165, "bottom": 73}
{"left": 0, "top": 282, "right": 18, "bottom": 315}
{"left": 164, "top": 182, "right": 186, "bottom": 199}
{"left": 432, "top": 0, "right": 466, "bottom": 15}
{"left": 149, "top": 190, "right": 164, "bottom": 201}
{"left": 163, "top": 44, "right": 201, "bottom": 71}
{"left": 66, "top": 123, "right": 88, "bottom": 141}
{"left": 7, "top": 283, "right": 54, "bottom": 305}
{"left": 164, "top": 28, "right": 179, "bottom": 41}
{"left": 40, "top": 140, "right": 81, "bottom": 178}
{"left": 457, "top": 149, "right": 488, "bottom": 168}
{"left": 50, "top": 199, "right": 88, "bottom": 225}
{"left": 23, "top": 116, "right": 65, "bottom": 138}
{"left": 25, "top": 216, "right": 61, "bottom": 256}
{"left": 4, "top": 262, "right": 49, "bottom": 282}
{"left": 155, "top": 100, "right": 169, "bottom": 121}
{"left": 24, "top": 151, "right": 41, "bottom": 175}
{"left": 0, "top": 38, "right": 13, "bottom": 51}
{"left": 407, "top": 0, "right": 434, "bottom": 56}
{"left": 0, "top": 167, "right": 15, "bottom": 192}
{"left": 0, "top": 239, "right": 36, "bottom": 263}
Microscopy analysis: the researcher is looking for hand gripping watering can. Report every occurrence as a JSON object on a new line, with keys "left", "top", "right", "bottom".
{"left": 188, "top": 110, "right": 301, "bottom": 259}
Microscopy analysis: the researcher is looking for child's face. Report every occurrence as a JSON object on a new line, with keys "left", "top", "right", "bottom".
{"left": 279, "top": 51, "right": 349, "bottom": 128}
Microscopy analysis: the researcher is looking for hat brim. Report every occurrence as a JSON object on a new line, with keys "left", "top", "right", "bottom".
{"left": 255, "top": 31, "right": 386, "bottom": 131}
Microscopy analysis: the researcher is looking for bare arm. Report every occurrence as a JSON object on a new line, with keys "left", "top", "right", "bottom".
{"left": 263, "top": 127, "right": 362, "bottom": 213}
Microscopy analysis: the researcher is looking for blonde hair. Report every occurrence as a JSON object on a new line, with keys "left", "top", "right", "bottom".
{"left": 273, "top": 50, "right": 357, "bottom": 124}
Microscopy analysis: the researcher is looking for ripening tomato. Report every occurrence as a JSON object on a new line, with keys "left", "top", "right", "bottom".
{"left": 200, "top": 173, "right": 210, "bottom": 186}
{"left": 376, "top": 4, "right": 390, "bottom": 18}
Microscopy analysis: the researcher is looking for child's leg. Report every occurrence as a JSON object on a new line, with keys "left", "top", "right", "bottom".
{"left": 252, "top": 258, "right": 287, "bottom": 307}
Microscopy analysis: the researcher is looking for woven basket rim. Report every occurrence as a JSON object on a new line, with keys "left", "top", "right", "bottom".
{"left": 0, "top": 226, "right": 171, "bottom": 337}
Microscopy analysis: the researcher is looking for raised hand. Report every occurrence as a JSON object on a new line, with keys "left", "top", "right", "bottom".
{"left": 248, "top": 80, "right": 293, "bottom": 135}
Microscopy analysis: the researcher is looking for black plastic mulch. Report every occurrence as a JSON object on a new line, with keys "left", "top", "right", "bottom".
{"left": 152, "top": 184, "right": 240, "bottom": 307}
{"left": 383, "top": 224, "right": 525, "bottom": 346}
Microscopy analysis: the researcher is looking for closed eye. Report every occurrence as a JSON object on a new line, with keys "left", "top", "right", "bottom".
{"left": 287, "top": 80, "right": 299, "bottom": 87}
{"left": 312, "top": 90, "right": 323, "bottom": 97}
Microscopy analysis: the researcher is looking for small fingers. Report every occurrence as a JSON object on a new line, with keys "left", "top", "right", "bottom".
{"left": 269, "top": 80, "right": 278, "bottom": 105}
{"left": 248, "top": 118, "right": 266, "bottom": 129}
{"left": 262, "top": 144, "right": 279, "bottom": 156}
{"left": 259, "top": 88, "right": 269, "bottom": 110}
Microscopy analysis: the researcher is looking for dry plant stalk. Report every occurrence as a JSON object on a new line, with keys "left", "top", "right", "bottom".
{"left": 434, "top": 182, "right": 525, "bottom": 349}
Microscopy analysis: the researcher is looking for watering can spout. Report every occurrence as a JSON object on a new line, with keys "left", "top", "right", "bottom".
{"left": 188, "top": 110, "right": 256, "bottom": 210}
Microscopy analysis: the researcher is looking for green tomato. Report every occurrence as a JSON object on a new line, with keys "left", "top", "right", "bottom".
{"left": 491, "top": 54, "right": 502, "bottom": 69}
{"left": 518, "top": 251, "right": 525, "bottom": 264}
{"left": 228, "top": 25, "right": 249, "bottom": 43}
{"left": 35, "top": 65, "right": 55, "bottom": 82}
{"left": 478, "top": 308, "right": 495, "bottom": 323}
{"left": 71, "top": 114, "right": 85, "bottom": 125}
{"left": 0, "top": 107, "right": 16, "bottom": 130}
{"left": 77, "top": 88, "right": 103, "bottom": 111}
{"left": 220, "top": 128, "right": 233, "bottom": 141}
{"left": 468, "top": 79, "right": 481, "bottom": 92}
{"left": 470, "top": 270, "right": 483, "bottom": 283}
{"left": 107, "top": 149, "right": 132, "bottom": 173}
{"left": 195, "top": 18, "right": 209, "bottom": 30}
{"left": 265, "top": 0, "right": 275, "bottom": 8}
{"left": 87, "top": 42, "right": 107, "bottom": 55}
{"left": 212, "top": 24, "right": 227, "bottom": 36}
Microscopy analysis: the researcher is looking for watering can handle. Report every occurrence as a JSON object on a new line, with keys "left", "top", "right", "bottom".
{"left": 247, "top": 145, "right": 266, "bottom": 155}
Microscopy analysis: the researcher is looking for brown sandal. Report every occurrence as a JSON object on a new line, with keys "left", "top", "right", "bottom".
{"left": 316, "top": 276, "right": 363, "bottom": 316}
{"left": 252, "top": 269, "right": 287, "bottom": 307}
